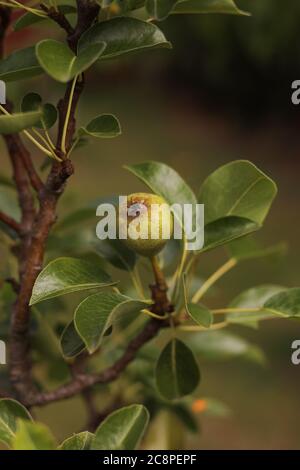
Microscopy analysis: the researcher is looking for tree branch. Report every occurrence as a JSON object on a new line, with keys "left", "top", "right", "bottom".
{"left": 26, "top": 319, "right": 166, "bottom": 406}
{"left": 40, "top": 4, "right": 74, "bottom": 36}
{"left": 0, "top": 211, "right": 21, "bottom": 234}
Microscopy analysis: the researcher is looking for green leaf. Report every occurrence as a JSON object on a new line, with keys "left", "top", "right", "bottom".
{"left": 0, "top": 110, "right": 42, "bottom": 135}
{"left": 188, "top": 330, "right": 265, "bottom": 364}
{"left": 0, "top": 399, "right": 32, "bottom": 447}
{"left": 74, "top": 292, "right": 150, "bottom": 353}
{"left": 12, "top": 420, "right": 56, "bottom": 450}
{"left": 92, "top": 404, "right": 149, "bottom": 450}
{"left": 59, "top": 431, "right": 94, "bottom": 450}
{"left": 187, "top": 303, "right": 212, "bottom": 328}
{"left": 94, "top": 238, "right": 137, "bottom": 271}
{"left": 21, "top": 93, "right": 57, "bottom": 130}
{"left": 79, "top": 114, "right": 121, "bottom": 138}
{"left": 172, "top": 0, "right": 249, "bottom": 16}
{"left": 30, "top": 257, "right": 114, "bottom": 305}
{"left": 60, "top": 321, "right": 86, "bottom": 358}
{"left": 201, "top": 216, "right": 260, "bottom": 253}
{"left": 78, "top": 17, "right": 171, "bottom": 60}
{"left": 264, "top": 288, "right": 300, "bottom": 318}
{"left": 146, "top": 0, "right": 179, "bottom": 20}
{"left": 198, "top": 160, "right": 277, "bottom": 225}
{"left": 228, "top": 284, "right": 287, "bottom": 326}
{"left": 125, "top": 160, "right": 196, "bottom": 208}
{"left": 182, "top": 274, "right": 212, "bottom": 327}
{"left": 155, "top": 339, "right": 200, "bottom": 401}
{"left": 13, "top": 5, "right": 77, "bottom": 32}
{"left": 0, "top": 46, "right": 42, "bottom": 82}
{"left": 36, "top": 40, "right": 106, "bottom": 83}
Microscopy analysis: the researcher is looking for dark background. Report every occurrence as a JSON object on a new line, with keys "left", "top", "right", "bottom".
{"left": 0, "top": 0, "right": 300, "bottom": 449}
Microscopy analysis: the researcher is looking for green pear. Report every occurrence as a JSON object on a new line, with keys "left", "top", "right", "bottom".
{"left": 119, "top": 193, "right": 174, "bottom": 257}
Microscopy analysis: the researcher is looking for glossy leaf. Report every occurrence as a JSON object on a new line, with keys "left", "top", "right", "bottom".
{"left": 125, "top": 160, "right": 196, "bottom": 208}
{"left": 146, "top": 0, "right": 178, "bottom": 20}
{"left": 173, "top": 0, "right": 249, "bottom": 16}
{"left": 198, "top": 160, "right": 277, "bottom": 225}
{"left": 94, "top": 238, "right": 137, "bottom": 271}
{"left": 182, "top": 274, "right": 212, "bottom": 327}
{"left": 21, "top": 93, "right": 57, "bottom": 130}
{"left": 0, "top": 46, "right": 42, "bottom": 82}
{"left": 78, "top": 17, "right": 171, "bottom": 60}
{"left": 0, "top": 110, "right": 42, "bottom": 135}
{"left": 12, "top": 420, "right": 56, "bottom": 450}
{"left": 0, "top": 399, "right": 32, "bottom": 447}
{"left": 30, "top": 257, "right": 114, "bottom": 305}
{"left": 201, "top": 215, "right": 260, "bottom": 253}
{"left": 155, "top": 339, "right": 200, "bottom": 400}
{"left": 264, "top": 288, "right": 300, "bottom": 317}
{"left": 14, "top": 5, "right": 77, "bottom": 32}
{"left": 75, "top": 292, "right": 150, "bottom": 353}
{"left": 36, "top": 40, "right": 106, "bottom": 83}
{"left": 92, "top": 404, "right": 149, "bottom": 450}
{"left": 79, "top": 114, "right": 121, "bottom": 138}
{"left": 60, "top": 321, "right": 86, "bottom": 358}
{"left": 59, "top": 431, "right": 94, "bottom": 450}
{"left": 228, "top": 284, "right": 287, "bottom": 326}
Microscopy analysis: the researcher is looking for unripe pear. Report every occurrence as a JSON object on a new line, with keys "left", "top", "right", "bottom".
{"left": 119, "top": 193, "right": 173, "bottom": 257}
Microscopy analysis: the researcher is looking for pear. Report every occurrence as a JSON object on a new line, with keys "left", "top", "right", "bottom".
{"left": 119, "top": 193, "right": 173, "bottom": 257}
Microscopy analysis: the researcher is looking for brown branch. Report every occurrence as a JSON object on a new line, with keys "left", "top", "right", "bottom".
{"left": 40, "top": 4, "right": 74, "bottom": 36}
{"left": 15, "top": 136, "right": 44, "bottom": 194}
{"left": 7, "top": 1, "right": 99, "bottom": 404}
{"left": 26, "top": 319, "right": 165, "bottom": 406}
{"left": 0, "top": 211, "right": 21, "bottom": 234}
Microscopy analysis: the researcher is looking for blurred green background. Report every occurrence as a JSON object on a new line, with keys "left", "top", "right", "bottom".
{"left": 1, "top": 0, "right": 300, "bottom": 449}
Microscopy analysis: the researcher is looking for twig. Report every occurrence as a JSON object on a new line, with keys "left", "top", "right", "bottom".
{"left": 26, "top": 319, "right": 166, "bottom": 406}
{"left": 192, "top": 257, "right": 237, "bottom": 303}
{"left": 0, "top": 210, "right": 21, "bottom": 234}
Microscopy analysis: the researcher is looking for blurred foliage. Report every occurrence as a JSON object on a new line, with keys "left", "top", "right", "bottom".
{"left": 162, "top": 0, "right": 300, "bottom": 120}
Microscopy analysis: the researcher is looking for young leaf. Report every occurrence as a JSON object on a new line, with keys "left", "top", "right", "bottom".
{"left": 201, "top": 215, "right": 260, "bottom": 253}
{"left": 12, "top": 420, "right": 56, "bottom": 450}
{"left": 59, "top": 431, "right": 94, "bottom": 450}
{"left": 182, "top": 274, "right": 212, "bottom": 327}
{"left": 264, "top": 288, "right": 300, "bottom": 318}
{"left": 36, "top": 40, "right": 106, "bottom": 83}
{"left": 228, "top": 284, "right": 287, "bottom": 326}
{"left": 172, "top": 0, "right": 250, "bottom": 16}
{"left": 155, "top": 339, "right": 200, "bottom": 400}
{"left": 0, "top": 111, "right": 42, "bottom": 135}
{"left": 0, "top": 46, "right": 42, "bottom": 82}
{"left": 79, "top": 114, "right": 121, "bottom": 138}
{"left": 198, "top": 160, "right": 277, "bottom": 225}
{"left": 30, "top": 257, "right": 114, "bottom": 305}
{"left": 21, "top": 93, "right": 57, "bottom": 130}
{"left": 92, "top": 404, "right": 149, "bottom": 450}
{"left": 146, "top": 0, "right": 179, "bottom": 20}
{"left": 60, "top": 321, "right": 86, "bottom": 358}
{"left": 78, "top": 17, "right": 171, "bottom": 59}
{"left": 0, "top": 399, "right": 32, "bottom": 448}
{"left": 13, "top": 5, "right": 77, "bottom": 32}
{"left": 74, "top": 292, "right": 151, "bottom": 353}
